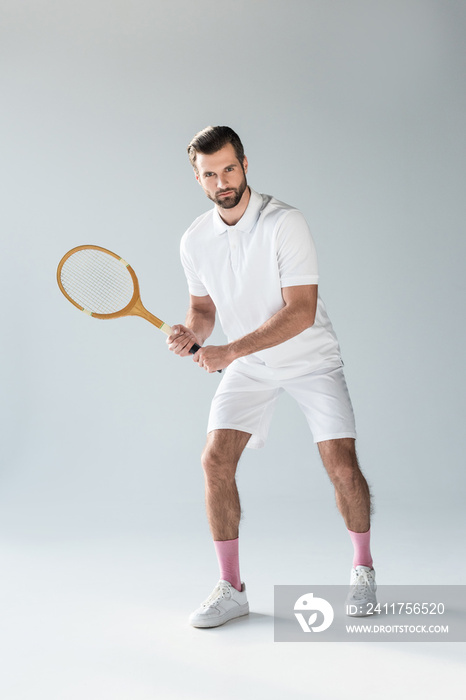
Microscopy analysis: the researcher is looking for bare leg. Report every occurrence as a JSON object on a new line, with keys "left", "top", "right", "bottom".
{"left": 318, "top": 438, "right": 372, "bottom": 532}
{"left": 201, "top": 429, "right": 251, "bottom": 541}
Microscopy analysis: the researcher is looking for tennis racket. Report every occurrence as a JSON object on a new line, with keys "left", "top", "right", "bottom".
{"left": 57, "top": 244, "right": 208, "bottom": 363}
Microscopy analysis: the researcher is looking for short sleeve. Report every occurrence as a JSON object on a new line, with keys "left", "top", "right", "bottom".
{"left": 180, "top": 234, "right": 209, "bottom": 297}
{"left": 276, "top": 210, "right": 319, "bottom": 287}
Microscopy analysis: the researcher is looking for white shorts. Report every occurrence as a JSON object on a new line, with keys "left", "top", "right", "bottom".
{"left": 207, "top": 363, "right": 357, "bottom": 449}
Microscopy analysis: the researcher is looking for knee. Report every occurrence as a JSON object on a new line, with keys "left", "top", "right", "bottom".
{"left": 331, "top": 463, "right": 360, "bottom": 492}
{"left": 201, "top": 444, "right": 236, "bottom": 481}
{"left": 200, "top": 445, "right": 216, "bottom": 476}
{"left": 320, "top": 442, "right": 360, "bottom": 488}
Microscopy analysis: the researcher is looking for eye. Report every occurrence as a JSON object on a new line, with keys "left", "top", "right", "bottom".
{"left": 204, "top": 172, "right": 214, "bottom": 178}
{"left": 226, "top": 166, "right": 234, "bottom": 172}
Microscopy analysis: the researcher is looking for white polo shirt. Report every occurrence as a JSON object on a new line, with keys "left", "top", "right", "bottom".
{"left": 180, "top": 188, "right": 343, "bottom": 380}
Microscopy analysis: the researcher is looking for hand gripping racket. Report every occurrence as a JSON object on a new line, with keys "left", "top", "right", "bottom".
{"left": 56, "top": 244, "right": 211, "bottom": 364}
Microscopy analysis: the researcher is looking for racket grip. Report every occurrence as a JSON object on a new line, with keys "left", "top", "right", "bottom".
{"left": 189, "top": 343, "right": 222, "bottom": 373}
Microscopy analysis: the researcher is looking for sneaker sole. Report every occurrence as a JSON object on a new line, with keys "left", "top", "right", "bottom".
{"left": 190, "top": 603, "right": 250, "bottom": 628}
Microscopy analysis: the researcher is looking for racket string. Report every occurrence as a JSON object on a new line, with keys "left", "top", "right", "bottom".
{"left": 69, "top": 255, "right": 131, "bottom": 307}
{"left": 60, "top": 249, "right": 135, "bottom": 314}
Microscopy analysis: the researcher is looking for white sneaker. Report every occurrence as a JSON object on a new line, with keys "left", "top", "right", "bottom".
{"left": 189, "top": 580, "right": 249, "bottom": 628}
{"left": 345, "top": 565, "right": 377, "bottom": 617}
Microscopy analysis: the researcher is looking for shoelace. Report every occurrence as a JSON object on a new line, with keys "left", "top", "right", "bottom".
{"left": 201, "top": 582, "right": 231, "bottom": 608}
{"left": 351, "top": 569, "right": 375, "bottom": 600}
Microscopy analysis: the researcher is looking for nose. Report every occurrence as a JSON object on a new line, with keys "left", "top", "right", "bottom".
{"left": 217, "top": 173, "right": 229, "bottom": 189}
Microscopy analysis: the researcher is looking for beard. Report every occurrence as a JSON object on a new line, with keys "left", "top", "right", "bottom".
{"left": 207, "top": 173, "right": 248, "bottom": 209}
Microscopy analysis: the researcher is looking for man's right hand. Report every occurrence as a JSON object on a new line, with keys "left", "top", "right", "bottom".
{"left": 166, "top": 324, "right": 199, "bottom": 357}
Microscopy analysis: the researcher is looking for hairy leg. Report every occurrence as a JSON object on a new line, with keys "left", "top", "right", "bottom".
{"left": 201, "top": 429, "right": 251, "bottom": 541}
{"left": 318, "top": 438, "right": 372, "bottom": 532}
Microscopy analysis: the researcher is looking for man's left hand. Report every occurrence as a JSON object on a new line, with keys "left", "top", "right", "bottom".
{"left": 193, "top": 344, "right": 235, "bottom": 373}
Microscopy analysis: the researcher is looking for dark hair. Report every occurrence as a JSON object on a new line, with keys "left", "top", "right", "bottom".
{"left": 187, "top": 126, "right": 245, "bottom": 172}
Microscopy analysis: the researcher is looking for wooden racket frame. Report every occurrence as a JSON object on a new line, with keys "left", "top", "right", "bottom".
{"left": 56, "top": 244, "right": 217, "bottom": 368}
{"left": 56, "top": 244, "right": 173, "bottom": 335}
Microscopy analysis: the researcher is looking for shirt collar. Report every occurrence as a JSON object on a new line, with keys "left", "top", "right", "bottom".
{"left": 212, "top": 188, "right": 263, "bottom": 236}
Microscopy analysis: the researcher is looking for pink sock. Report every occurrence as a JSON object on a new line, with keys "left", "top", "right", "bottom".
{"left": 348, "top": 528, "right": 373, "bottom": 569}
{"left": 214, "top": 538, "right": 242, "bottom": 591}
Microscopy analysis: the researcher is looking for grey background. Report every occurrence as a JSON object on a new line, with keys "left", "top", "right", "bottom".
{"left": 1, "top": 1, "right": 465, "bottom": 698}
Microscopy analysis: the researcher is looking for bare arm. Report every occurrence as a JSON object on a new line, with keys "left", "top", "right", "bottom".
{"left": 194, "top": 285, "right": 318, "bottom": 373}
{"left": 166, "top": 294, "right": 216, "bottom": 356}
{"left": 229, "top": 284, "right": 317, "bottom": 357}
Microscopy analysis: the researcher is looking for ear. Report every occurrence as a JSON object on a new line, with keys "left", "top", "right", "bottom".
{"left": 194, "top": 170, "right": 200, "bottom": 184}
{"left": 243, "top": 156, "right": 248, "bottom": 174}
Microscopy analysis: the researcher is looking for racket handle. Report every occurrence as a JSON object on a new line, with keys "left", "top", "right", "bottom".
{"left": 189, "top": 343, "right": 222, "bottom": 373}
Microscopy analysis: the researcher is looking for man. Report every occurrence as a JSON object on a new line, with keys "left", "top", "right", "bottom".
{"left": 167, "top": 126, "right": 376, "bottom": 628}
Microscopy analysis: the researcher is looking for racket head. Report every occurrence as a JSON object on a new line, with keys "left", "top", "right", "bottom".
{"left": 57, "top": 245, "right": 140, "bottom": 319}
